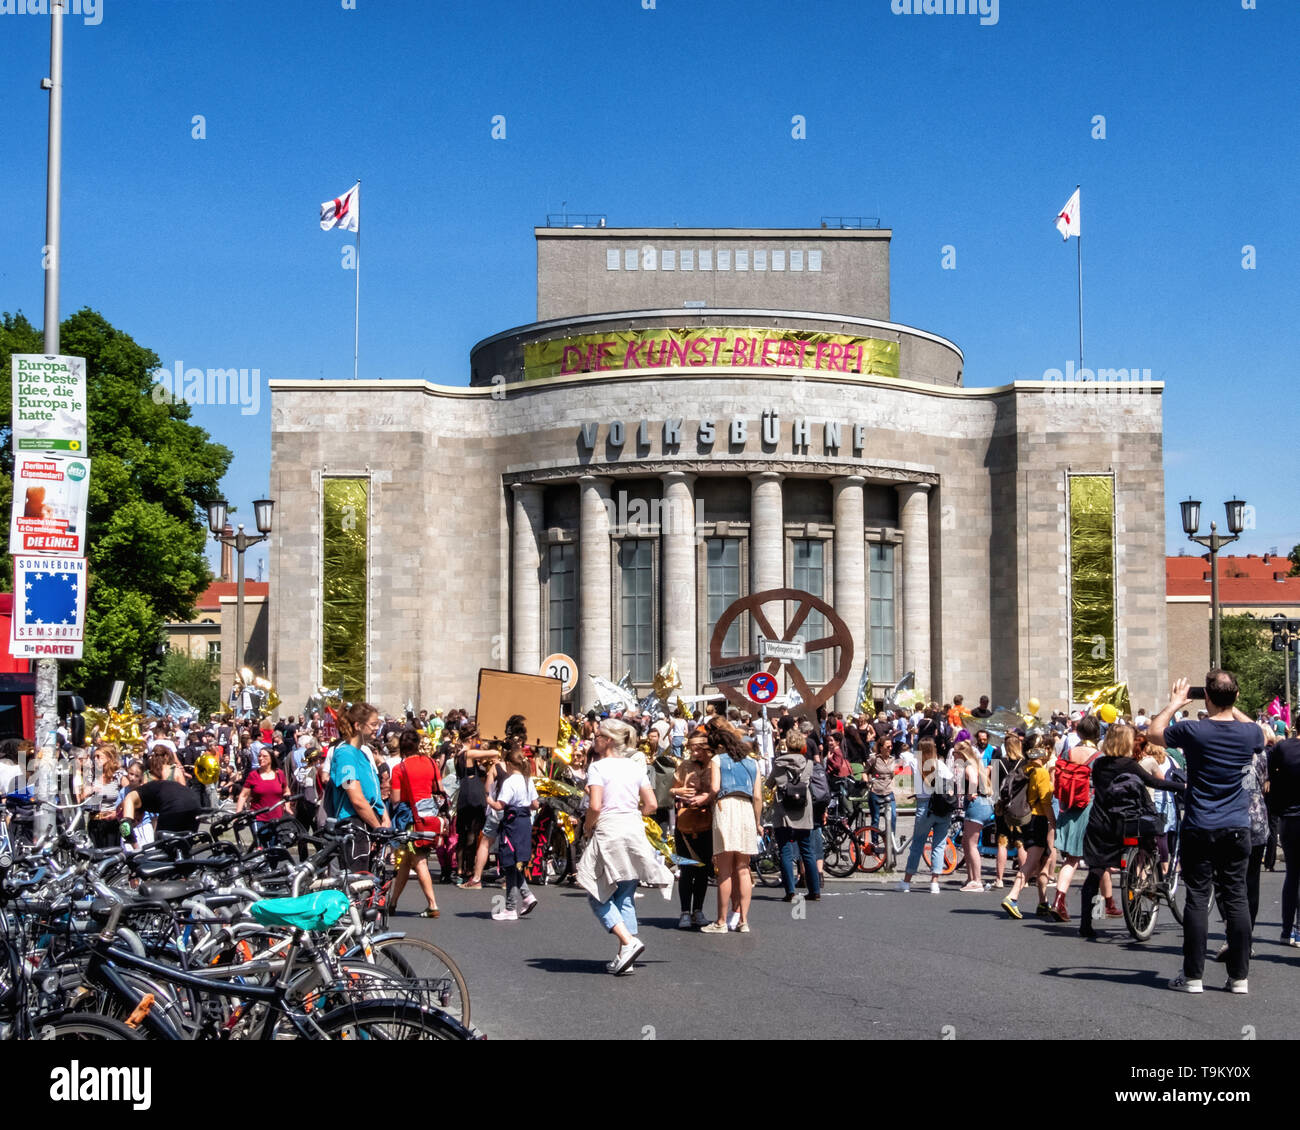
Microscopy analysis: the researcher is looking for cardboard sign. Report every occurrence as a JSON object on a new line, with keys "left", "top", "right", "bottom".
{"left": 11, "top": 354, "right": 88, "bottom": 453}
{"left": 475, "top": 668, "right": 563, "bottom": 750}
{"left": 9, "top": 453, "right": 90, "bottom": 555}
{"left": 10, "top": 555, "right": 87, "bottom": 657}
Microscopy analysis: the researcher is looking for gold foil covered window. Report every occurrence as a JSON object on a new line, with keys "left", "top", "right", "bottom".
{"left": 322, "top": 477, "right": 369, "bottom": 702}
{"left": 1068, "top": 474, "right": 1117, "bottom": 703}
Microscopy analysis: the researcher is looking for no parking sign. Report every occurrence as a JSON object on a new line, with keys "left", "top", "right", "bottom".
{"left": 745, "top": 671, "right": 778, "bottom": 704}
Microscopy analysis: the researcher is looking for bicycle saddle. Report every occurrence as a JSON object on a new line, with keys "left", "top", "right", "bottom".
{"left": 248, "top": 891, "right": 350, "bottom": 931}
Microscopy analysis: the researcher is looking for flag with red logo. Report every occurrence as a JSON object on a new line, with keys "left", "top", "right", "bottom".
{"left": 320, "top": 182, "right": 360, "bottom": 233}
{"left": 1054, "top": 187, "right": 1080, "bottom": 241}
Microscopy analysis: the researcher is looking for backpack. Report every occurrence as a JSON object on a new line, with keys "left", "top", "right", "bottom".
{"left": 1054, "top": 751, "right": 1100, "bottom": 811}
{"left": 778, "top": 762, "right": 808, "bottom": 810}
{"left": 926, "top": 766, "right": 957, "bottom": 817}
{"left": 809, "top": 761, "right": 831, "bottom": 805}
{"left": 996, "top": 760, "right": 1031, "bottom": 828}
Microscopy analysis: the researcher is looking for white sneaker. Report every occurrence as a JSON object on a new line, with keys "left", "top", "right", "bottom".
{"left": 691, "top": 910, "right": 709, "bottom": 928}
{"left": 609, "top": 939, "right": 645, "bottom": 975}
{"left": 727, "top": 910, "right": 741, "bottom": 931}
{"left": 491, "top": 908, "right": 518, "bottom": 922}
{"left": 896, "top": 880, "right": 910, "bottom": 892}
{"left": 930, "top": 880, "right": 941, "bottom": 895}
{"left": 1169, "top": 973, "right": 1203, "bottom": 993}
{"left": 1225, "top": 978, "right": 1248, "bottom": 995}
{"left": 677, "top": 913, "right": 692, "bottom": 929}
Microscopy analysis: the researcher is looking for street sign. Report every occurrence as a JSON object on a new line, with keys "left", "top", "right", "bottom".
{"left": 746, "top": 671, "right": 779, "bottom": 704}
{"left": 710, "top": 658, "right": 761, "bottom": 685}
{"left": 759, "top": 636, "right": 806, "bottom": 661}
{"left": 11, "top": 355, "right": 87, "bottom": 454}
{"left": 539, "top": 652, "right": 578, "bottom": 694}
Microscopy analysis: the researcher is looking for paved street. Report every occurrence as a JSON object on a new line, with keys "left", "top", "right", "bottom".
{"left": 397, "top": 866, "right": 1297, "bottom": 1042}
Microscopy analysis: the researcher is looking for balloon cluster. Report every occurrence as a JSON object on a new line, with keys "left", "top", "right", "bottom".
{"left": 85, "top": 706, "right": 146, "bottom": 749}
{"left": 231, "top": 667, "right": 281, "bottom": 715}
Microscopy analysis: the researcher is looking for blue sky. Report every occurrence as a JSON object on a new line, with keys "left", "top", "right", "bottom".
{"left": 2, "top": 0, "right": 1297, "bottom": 579}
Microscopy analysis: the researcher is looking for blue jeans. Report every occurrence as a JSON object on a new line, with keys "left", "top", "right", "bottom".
{"left": 905, "top": 800, "right": 951, "bottom": 876}
{"left": 590, "top": 880, "right": 639, "bottom": 935}
{"left": 868, "top": 792, "right": 897, "bottom": 835}
{"left": 776, "top": 826, "right": 820, "bottom": 896}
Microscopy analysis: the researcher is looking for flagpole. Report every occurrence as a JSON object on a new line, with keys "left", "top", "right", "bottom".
{"left": 1075, "top": 183, "right": 1083, "bottom": 372}
{"left": 353, "top": 179, "right": 360, "bottom": 380}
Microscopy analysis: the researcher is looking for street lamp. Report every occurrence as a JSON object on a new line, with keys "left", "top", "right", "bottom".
{"left": 1180, "top": 495, "right": 1247, "bottom": 669}
{"left": 207, "top": 498, "right": 274, "bottom": 684}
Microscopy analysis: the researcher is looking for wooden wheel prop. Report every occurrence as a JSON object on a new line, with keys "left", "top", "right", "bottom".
{"left": 707, "top": 587, "right": 854, "bottom": 716}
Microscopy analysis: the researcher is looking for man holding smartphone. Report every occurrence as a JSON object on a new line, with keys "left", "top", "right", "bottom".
{"left": 1149, "top": 670, "right": 1264, "bottom": 994}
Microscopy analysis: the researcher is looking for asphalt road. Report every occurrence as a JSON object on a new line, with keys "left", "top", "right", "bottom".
{"left": 393, "top": 863, "right": 1298, "bottom": 1042}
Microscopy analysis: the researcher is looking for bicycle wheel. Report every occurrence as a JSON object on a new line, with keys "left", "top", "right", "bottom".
{"left": 1165, "top": 854, "right": 1183, "bottom": 925}
{"left": 1122, "top": 845, "right": 1160, "bottom": 941}
{"left": 853, "top": 826, "right": 888, "bottom": 873}
{"left": 36, "top": 1012, "right": 144, "bottom": 1040}
{"left": 369, "top": 936, "right": 470, "bottom": 1026}
{"left": 542, "top": 821, "right": 571, "bottom": 886}
{"left": 920, "top": 837, "right": 959, "bottom": 875}
{"left": 312, "top": 999, "right": 477, "bottom": 1040}
{"left": 823, "top": 823, "right": 857, "bottom": 878}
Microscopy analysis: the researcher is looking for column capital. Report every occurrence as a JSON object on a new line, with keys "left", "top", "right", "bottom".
{"left": 661, "top": 470, "right": 696, "bottom": 487}
{"left": 895, "top": 481, "right": 931, "bottom": 496}
{"left": 832, "top": 474, "right": 867, "bottom": 490}
{"left": 748, "top": 470, "right": 784, "bottom": 485}
{"left": 578, "top": 473, "right": 613, "bottom": 485}
{"left": 510, "top": 481, "right": 544, "bottom": 496}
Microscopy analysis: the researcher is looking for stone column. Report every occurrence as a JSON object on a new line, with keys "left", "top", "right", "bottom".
{"left": 661, "top": 472, "right": 698, "bottom": 694}
{"left": 578, "top": 475, "right": 613, "bottom": 709}
{"left": 896, "top": 482, "right": 932, "bottom": 696}
{"left": 510, "top": 483, "right": 545, "bottom": 676}
{"left": 832, "top": 475, "right": 867, "bottom": 715}
{"left": 749, "top": 471, "right": 785, "bottom": 651}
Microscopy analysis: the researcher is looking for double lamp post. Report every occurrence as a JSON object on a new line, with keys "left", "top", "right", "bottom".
{"left": 206, "top": 498, "right": 274, "bottom": 689}
{"left": 1179, "top": 495, "right": 1247, "bottom": 671}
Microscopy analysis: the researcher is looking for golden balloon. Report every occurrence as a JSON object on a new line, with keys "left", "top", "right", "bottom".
{"left": 193, "top": 752, "right": 220, "bottom": 786}
{"left": 1098, "top": 703, "right": 1118, "bottom": 724}
{"left": 1026, "top": 697, "right": 1041, "bottom": 716}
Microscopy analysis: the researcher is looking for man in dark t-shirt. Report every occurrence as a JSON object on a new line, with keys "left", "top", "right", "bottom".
{"left": 1150, "top": 670, "right": 1262, "bottom": 993}
{"left": 121, "top": 779, "right": 201, "bottom": 834}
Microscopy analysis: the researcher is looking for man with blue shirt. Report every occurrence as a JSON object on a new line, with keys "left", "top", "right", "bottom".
{"left": 327, "top": 707, "right": 388, "bottom": 871}
{"left": 1149, "top": 670, "right": 1263, "bottom": 995}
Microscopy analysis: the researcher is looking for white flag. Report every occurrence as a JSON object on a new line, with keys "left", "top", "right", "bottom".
{"left": 320, "top": 182, "right": 359, "bottom": 233}
{"left": 1054, "top": 187, "right": 1080, "bottom": 241}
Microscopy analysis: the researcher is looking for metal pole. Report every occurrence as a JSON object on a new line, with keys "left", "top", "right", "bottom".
{"left": 1209, "top": 525, "right": 1221, "bottom": 670}
{"left": 353, "top": 181, "right": 360, "bottom": 380}
{"left": 235, "top": 527, "right": 246, "bottom": 686}
{"left": 1076, "top": 198, "right": 1084, "bottom": 372}
{"left": 1285, "top": 638, "right": 1293, "bottom": 735}
{"left": 34, "top": 1, "right": 66, "bottom": 775}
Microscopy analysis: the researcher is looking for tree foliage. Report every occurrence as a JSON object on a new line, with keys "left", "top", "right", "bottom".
{"left": 158, "top": 649, "right": 222, "bottom": 718}
{"left": 1218, "top": 614, "right": 1287, "bottom": 717}
{"left": 1, "top": 309, "right": 231, "bottom": 703}
{"left": 1289, "top": 543, "right": 1299, "bottom": 577}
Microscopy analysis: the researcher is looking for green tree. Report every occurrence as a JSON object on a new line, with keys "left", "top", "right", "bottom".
{"left": 1218, "top": 614, "right": 1286, "bottom": 717}
{"left": 1, "top": 309, "right": 231, "bottom": 703}
{"left": 1289, "top": 543, "right": 1299, "bottom": 577}
{"left": 157, "top": 649, "right": 222, "bottom": 718}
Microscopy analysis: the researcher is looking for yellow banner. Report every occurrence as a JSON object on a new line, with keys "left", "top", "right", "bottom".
{"left": 523, "top": 327, "right": 900, "bottom": 382}
{"left": 1069, "top": 474, "right": 1117, "bottom": 704}
{"left": 322, "top": 477, "right": 369, "bottom": 703}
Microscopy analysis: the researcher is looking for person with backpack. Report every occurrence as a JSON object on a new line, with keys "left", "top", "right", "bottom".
{"left": 388, "top": 728, "right": 444, "bottom": 919}
{"left": 956, "top": 740, "right": 994, "bottom": 892}
{"left": 808, "top": 744, "right": 833, "bottom": 889}
{"left": 766, "top": 728, "right": 820, "bottom": 902}
{"left": 898, "top": 738, "right": 956, "bottom": 894}
{"left": 991, "top": 732, "right": 1027, "bottom": 888}
{"left": 999, "top": 733, "right": 1055, "bottom": 919}
{"left": 1049, "top": 713, "right": 1104, "bottom": 921}
{"left": 1077, "top": 721, "right": 1184, "bottom": 939}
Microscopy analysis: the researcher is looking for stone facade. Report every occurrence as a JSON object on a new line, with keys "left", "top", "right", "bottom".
{"left": 269, "top": 369, "right": 1165, "bottom": 715}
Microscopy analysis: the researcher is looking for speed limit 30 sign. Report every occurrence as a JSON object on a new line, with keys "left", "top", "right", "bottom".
{"left": 540, "top": 653, "right": 578, "bottom": 695}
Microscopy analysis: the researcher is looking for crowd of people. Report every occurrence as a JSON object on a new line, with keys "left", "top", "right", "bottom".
{"left": 3, "top": 669, "right": 1294, "bottom": 987}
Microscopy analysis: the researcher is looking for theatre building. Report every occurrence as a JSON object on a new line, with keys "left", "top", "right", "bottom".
{"left": 268, "top": 224, "right": 1167, "bottom": 715}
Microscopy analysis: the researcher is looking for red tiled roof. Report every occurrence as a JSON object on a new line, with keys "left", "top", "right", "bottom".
{"left": 1167, "top": 555, "right": 1300, "bottom": 605}
{"left": 195, "top": 581, "right": 269, "bottom": 610}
